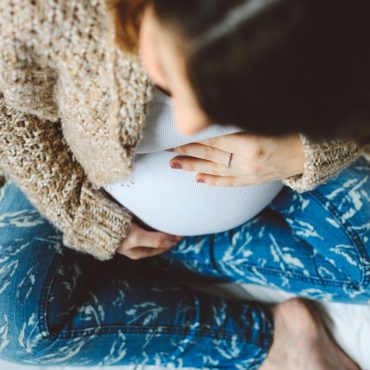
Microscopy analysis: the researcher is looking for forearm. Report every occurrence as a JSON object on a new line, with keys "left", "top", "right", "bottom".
{"left": 0, "top": 98, "right": 133, "bottom": 260}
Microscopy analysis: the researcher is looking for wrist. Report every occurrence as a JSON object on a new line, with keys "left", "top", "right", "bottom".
{"left": 284, "top": 134, "right": 305, "bottom": 178}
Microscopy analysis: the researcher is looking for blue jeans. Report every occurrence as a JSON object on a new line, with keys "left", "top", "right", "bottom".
{"left": 0, "top": 157, "right": 369, "bottom": 369}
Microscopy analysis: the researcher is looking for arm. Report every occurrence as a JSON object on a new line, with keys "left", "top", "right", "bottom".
{"left": 0, "top": 96, "right": 133, "bottom": 261}
{"left": 0, "top": 4, "right": 135, "bottom": 261}
{"left": 282, "top": 134, "right": 361, "bottom": 193}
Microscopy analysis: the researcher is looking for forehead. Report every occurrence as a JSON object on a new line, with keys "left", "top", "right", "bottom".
{"left": 140, "top": 6, "right": 159, "bottom": 44}
{"left": 141, "top": 7, "right": 183, "bottom": 75}
{"left": 140, "top": 6, "right": 208, "bottom": 117}
{"left": 142, "top": 6, "right": 175, "bottom": 49}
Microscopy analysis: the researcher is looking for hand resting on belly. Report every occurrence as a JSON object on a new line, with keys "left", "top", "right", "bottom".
{"left": 104, "top": 89, "right": 283, "bottom": 236}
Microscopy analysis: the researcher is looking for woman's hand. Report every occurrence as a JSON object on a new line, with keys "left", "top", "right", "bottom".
{"left": 117, "top": 223, "right": 183, "bottom": 260}
{"left": 168, "top": 133, "right": 305, "bottom": 186}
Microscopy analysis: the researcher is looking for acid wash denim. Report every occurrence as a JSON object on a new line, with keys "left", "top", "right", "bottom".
{"left": 0, "top": 157, "right": 368, "bottom": 370}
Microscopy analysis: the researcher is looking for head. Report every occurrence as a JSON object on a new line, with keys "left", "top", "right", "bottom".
{"left": 112, "top": 0, "right": 370, "bottom": 143}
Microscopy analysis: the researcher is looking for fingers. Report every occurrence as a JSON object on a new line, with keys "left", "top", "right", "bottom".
{"left": 195, "top": 174, "right": 253, "bottom": 187}
{"left": 126, "top": 225, "right": 181, "bottom": 249}
{"left": 170, "top": 156, "right": 240, "bottom": 176}
{"left": 117, "top": 223, "right": 183, "bottom": 260}
{"left": 125, "top": 247, "right": 173, "bottom": 260}
{"left": 196, "top": 173, "right": 281, "bottom": 186}
{"left": 196, "top": 132, "right": 256, "bottom": 153}
{"left": 170, "top": 143, "right": 230, "bottom": 166}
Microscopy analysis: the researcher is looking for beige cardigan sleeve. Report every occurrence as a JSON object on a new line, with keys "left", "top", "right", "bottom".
{"left": 282, "top": 134, "right": 362, "bottom": 193}
{"left": 0, "top": 4, "right": 134, "bottom": 260}
{"left": 0, "top": 96, "right": 133, "bottom": 261}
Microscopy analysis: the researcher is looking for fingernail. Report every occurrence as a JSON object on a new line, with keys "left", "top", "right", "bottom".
{"left": 197, "top": 179, "right": 205, "bottom": 183}
{"left": 166, "top": 148, "right": 174, "bottom": 152}
{"left": 171, "top": 162, "right": 182, "bottom": 169}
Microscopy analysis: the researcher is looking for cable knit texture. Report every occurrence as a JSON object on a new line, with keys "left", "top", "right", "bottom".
{"left": 0, "top": 0, "right": 368, "bottom": 259}
{"left": 0, "top": 0, "right": 153, "bottom": 260}
{"left": 282, "top": 134, "right": 365, "bottom": 193}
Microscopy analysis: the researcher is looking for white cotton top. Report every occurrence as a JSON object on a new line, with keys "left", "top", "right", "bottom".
{"left": 104, "top": 89, "right": 283, "bottom": 236}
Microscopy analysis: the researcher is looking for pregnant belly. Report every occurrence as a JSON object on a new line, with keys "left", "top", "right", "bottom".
{"left": 104, "top": 151, "right": 283, "bottom": 236}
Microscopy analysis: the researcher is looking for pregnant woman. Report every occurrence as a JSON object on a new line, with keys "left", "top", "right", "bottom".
{"left": 0, "top": 0, "right": 369, "bottom": 369}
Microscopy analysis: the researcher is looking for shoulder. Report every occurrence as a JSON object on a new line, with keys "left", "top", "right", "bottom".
{"left": 0, "top": 0, "right": 112, "bottom": 59}
{"left": 0, "top": 0, "right": 114, "bottom": 117}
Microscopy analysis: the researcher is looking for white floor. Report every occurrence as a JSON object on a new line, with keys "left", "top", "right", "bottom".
{"left": 1, "top": 283, "right": 369, "bottom": 370}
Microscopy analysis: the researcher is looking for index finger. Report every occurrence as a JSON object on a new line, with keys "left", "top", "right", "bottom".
{"left": 195, "top": 132, "right": 249, "bottom": 153}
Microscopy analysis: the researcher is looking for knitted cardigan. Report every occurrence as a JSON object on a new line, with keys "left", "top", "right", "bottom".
{"left": 0, "top": 0, "right": 367, "bottom": 261}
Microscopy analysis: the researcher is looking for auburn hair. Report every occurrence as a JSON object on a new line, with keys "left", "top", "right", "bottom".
{"left": 109, "top": 0, "right": 148, "bottom": 54}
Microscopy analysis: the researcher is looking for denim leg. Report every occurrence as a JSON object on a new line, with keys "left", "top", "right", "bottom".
{"left": 164, "top": 157, "right": 370, "bottom": 303}
{"left": 0, "top": 181, "right": 273, "bottom": 369}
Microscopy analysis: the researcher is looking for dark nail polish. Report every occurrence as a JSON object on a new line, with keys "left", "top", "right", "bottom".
{"left": 171, "top": 162, "right": 182, "bottom": 169}
{"left": 166, "top": 148, "right": 174, "bottom": 152}
{"left": 197, "top": 179, "right": 205, "bottom": 183}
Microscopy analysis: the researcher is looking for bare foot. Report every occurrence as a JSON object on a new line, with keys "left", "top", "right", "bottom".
{"left": 259, "top": 298, "right": 359, "bottom": 370}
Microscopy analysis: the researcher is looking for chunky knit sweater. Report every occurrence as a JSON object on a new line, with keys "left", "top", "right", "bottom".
{"left": 0, "top": 0, "right": 368, "bottom": 261}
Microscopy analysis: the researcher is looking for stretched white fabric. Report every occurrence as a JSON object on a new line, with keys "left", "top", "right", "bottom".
{"left": 104, "top": 89, "right": 283, "bottom": 236}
